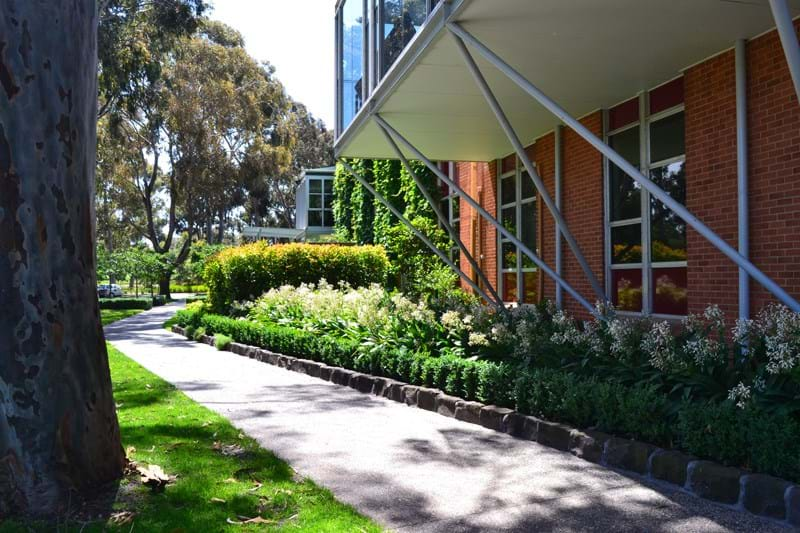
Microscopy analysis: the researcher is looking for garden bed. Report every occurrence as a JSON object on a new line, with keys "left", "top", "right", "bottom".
{"left": 173, "top": 323, "right": 800, "bottom": 526}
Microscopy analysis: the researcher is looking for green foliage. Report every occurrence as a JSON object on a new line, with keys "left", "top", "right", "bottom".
{"left": 678, "top": 401, "right": 800, "bottom": 480}
{"left": 192, "top": 327, "right": 207, "bottom": 342}
{"left": 381, "top": 217, "right": 453, "bottom": 297}
{"left": 203, "top": 242, "right": 390, "bottom": 312}
{"left": 99, "top": 297, "right": 153, "bottom": 310}
{"left": 214, "top": 334, "right": 233, "bottom": 351}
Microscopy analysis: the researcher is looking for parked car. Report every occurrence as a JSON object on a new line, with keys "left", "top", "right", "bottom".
{"left": 97, "top": 284, "right": 124, "bottom": 298}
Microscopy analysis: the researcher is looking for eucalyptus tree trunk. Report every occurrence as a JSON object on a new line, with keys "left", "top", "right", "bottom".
{"left": 0, "top": 0, "right": 125, "bottom": 517}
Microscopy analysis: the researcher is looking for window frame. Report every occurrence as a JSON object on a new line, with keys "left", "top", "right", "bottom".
{"left": 307, "top": 177, "right": 335, "bottom": 228}
{"left": 604, "top": 89, "right": 687, "bottom": 318}
{"left": 496, "top": 158, "right": 539, "bottom": 305}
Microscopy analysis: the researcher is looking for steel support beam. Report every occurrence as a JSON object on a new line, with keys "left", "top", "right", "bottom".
{"left": 736, "top": 39, "right": 750, "bottom": 321}
{"left": 376, "top": 124, "right": 508, "bottom": 313}
{"left": 337, "top": 158, "right": 500, "bottom": 309}
{"left": 452, "top": 35, "right": 606, "bottom": 303}
{"left": 555, "top": 125, "right": 564, "bottom": 309}
{"left": 448, "top": 21, "right": 800, "bottom": 313}
{"left": 768, "top": 0, "right": 800, "bottom": 105}
{"left": 374, "top": 113, "right": 599, "bottom": 317}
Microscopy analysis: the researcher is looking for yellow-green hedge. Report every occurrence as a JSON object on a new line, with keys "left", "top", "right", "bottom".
{"left": 204, "top": 242, "right": 390, "bottom": 312}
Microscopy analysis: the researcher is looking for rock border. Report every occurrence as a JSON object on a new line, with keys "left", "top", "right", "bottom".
{"left": 175, "top": 326, "right": 799, "bottom": 527}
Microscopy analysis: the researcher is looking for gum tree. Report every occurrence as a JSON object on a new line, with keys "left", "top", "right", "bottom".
{"left": 0, "top": 0, "right": 125, "bottom": 517}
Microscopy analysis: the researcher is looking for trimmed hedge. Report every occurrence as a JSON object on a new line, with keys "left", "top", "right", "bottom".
{"left": 174, "top": 306, "right": 800, "bottom": 481}
{"left": 99, "top": 297, "right": 153, "bottom": 310}
{"left": 203, "top": 242, "right": 390, "bottom": 312}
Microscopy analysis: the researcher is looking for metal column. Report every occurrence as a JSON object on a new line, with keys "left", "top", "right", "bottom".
{"left": 736, "top": 39, "right": 750, "bottom": 321}
{"left": 374, "top": 113, "right": 599, "bottom": 316}
{"left": 451, "top": 34, "right": 606, "bottom": 302}
{"left": 337, "top": 158, "right": 501, "bottom": 309}
{"left": 768, "top": 0, "right": 800, "bottom": 105}
{"left": 448, "top": 21, "right": 800, "bottom": 312}
{"left": 376, "top": 123, "right": 508, "bottom": 312}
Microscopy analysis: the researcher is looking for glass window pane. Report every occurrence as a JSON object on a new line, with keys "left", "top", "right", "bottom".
{"left": 611, "top": 225, "right": 642, "bottom": 264}
{"left": 650, "top": 112, "right": 685, "bottom": 163}
{"left": 522, "top": 272, "right": 538, "bottom": 304}
{"left": 501, "top": 206, "right": 516, "bottom": 234}
{"left": 610, "top": 171, "right": 641, "bottom": 221}
{"left": 520, "top": 171, "right": 536, "bottom": 200}
{"left": 652, "top": 267, "right": 688, "bottom": 315}
{"left": 323, "top": 180, "right": 333, "bottom": 193}
{"left": 502, "top": 272, "right": 518, "bottom": 302}
{"left": 609, "top": 126, "right": 640, "bottom": 167}
{"left": 650, "top": 161, "right": 686, "bottom": 262}
{"left": 501, "top": 241, "right": 517, "bottom": 270}
{"left": 381, "top": 0, "right": 427, "bottom": 76}
{"left": 520, "top": 202, "right": 537, "bottom": 268}
{"left": 340, "top": 0, "right": 364, "bottom": 130}
{"left": 324, "top": 194, "right": 333, "bottom": 209}
{"left": 451, "top": 196, "right": 460, "bottom": 221}
{"left": 308, "top": 210, "right": 323, "bottom": 227}
{"left": 324, "top": 210, "right": 334, "bottom": 226}
{"left": 501, "top": 175, "right": 516, "bottom": 205}
{"left": 309, "top": 179, "right": 322, "bottom": 193}
{"left": 612, "top": 269, "right": 643, "bottom": 312}
{"left": 309, "top": 194, "right": 322, "bottom": 209}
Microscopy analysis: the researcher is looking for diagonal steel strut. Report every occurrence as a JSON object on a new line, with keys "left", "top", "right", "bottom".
{"left": 376, "top": 122, "right": 508, "bottom": 313}
{"left": 451, "top": 33, "right": 605, "bottom": 302}
{"left": 768, "top": 0, "right": 800, "bottom": 106}
{"left": 336, "top": 158, "right": 503, "bottom": 311}
{"left": 374, "top": 114, "right": 599, "bottom": 317}
{"left": 447, "top": 21, "right": 800, "bottom": 313}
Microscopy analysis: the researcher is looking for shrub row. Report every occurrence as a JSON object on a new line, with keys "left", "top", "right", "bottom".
{"left": 174, "top": 307, "right": 800, "bottom": 482}
{"left": 203, "top": 242, "right": 390, "bottom": 312}
{"left": 99, "top": 297, "right": 153, "bottom": 310}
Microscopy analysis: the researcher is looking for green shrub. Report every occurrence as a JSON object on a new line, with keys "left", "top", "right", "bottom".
{"left": 99, "top": 297, "right": 153, "bottom": 310}
{"left": 214, "top": 334, "right": 233, "bottom": 351}
{"left": 203, "top": 242, "right": 390, "bottom": 312}
{"left": 170, "top": 283, "right": 209, "bottom": 294}
{"left": 192, "top": 327, "right": 207, "bottom": 342}
{"left": 184, "top": 325, "right": 196, "bottom": 340}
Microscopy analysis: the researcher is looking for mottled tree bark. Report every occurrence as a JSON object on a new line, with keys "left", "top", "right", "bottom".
{"left": 0, "top": 0, "right": 125, "bottom": 517}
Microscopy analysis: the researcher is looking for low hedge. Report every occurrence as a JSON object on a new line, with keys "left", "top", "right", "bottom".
{"left": 173, "top": 307, "right": 800, "bottom": 482}
{"left": 99, "top": 297, "right": 153, "bottom": 310}
{"left": 203, "top": 242, "right": 390, "bottom": 312}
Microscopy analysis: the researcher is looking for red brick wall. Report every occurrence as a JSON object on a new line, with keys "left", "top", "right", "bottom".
{"left": 456, "top": 161, "right": 498, "bottom": 294}
{"left": 685, "top": 20, "right": 800, "bottom": 317}
{"left": 747, "top": 19, "right": 800, "bottom": 313}
{"left": 684, "top": 49, "right": 739, "bottom": 318}
{"left": 558, "top": 113, "right": 606, "bottom": 319}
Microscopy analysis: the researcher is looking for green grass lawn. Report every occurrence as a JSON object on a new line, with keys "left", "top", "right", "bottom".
{"left": 101, "top": 308, "right": 144, "bottom": 326}
{"left": 1, "top": 315, "right": 379, "bottom": 532}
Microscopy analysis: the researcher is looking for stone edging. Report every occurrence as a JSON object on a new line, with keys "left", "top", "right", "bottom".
{"left": 174, "top": 326, "right": 800, "bottom": 527}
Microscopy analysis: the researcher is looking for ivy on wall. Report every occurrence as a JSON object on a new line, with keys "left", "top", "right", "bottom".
{"left": 333, "top": 158, "right": 456, "bottom": 295}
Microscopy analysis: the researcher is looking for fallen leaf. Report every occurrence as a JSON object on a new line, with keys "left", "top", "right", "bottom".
{"left": 226, "top": 516, "right": 274, "bottom": 525}
{"left": 137, "top": 464, "right": 173, "bottom": 493}
{"left": 108, "top": 510, "right": 136, "bottom": 526}
{"left": 145, "top": 384, "right": 152, "bottom": 389}
{"left": 223, "top": 478, "right": 238, "bottom": 484}
{"left": 247, "top": 482, "right": 263, "bottom": 493}
{"left": 209, "top": 497, "right": 226, "bottom": 504}
{"left": 125, "top": 446, "right": 136, "bottom": 456}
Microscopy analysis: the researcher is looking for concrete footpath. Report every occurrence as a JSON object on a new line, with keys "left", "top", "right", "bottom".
{"left": 105, "top": 304, "right": 790, "bottom": 532}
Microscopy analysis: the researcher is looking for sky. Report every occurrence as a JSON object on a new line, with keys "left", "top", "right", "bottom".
{"left": 209, "top": 0, "right": 337, "bottom": 129}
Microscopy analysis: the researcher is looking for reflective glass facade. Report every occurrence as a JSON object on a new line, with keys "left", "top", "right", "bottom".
{"left": 339, "top": 0, "right": 365, "bottom": 133}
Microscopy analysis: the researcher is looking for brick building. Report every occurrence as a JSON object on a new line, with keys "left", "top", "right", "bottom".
{"left": 334, "top": 0, "right": 800, "bottom": 320}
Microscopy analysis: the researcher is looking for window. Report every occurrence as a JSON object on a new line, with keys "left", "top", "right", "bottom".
{"left": 338, "top": 0, "right": 365, "bottom": 133}
{"left": 380, "top": 0, "right": 426, "bottom": 76}
{"left": 498, "top": 159, "right": 538, "bottom": 304}
{"left": 308, "top": 178, "right": 334, "bottom": 227}
{"left": 438, "top": 163, "right": 461, "bottom": 265}
{"left": 605, "top": 78, "right": 687, "bottom": 316}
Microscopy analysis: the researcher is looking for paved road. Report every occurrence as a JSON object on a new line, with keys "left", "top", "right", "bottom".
{"left": 105, "top": 304, "right": 791, "bottom": 532}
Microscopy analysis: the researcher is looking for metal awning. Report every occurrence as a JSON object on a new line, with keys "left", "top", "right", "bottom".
{"left": 336, "top": 0, "right": 800, "bottom": 162}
